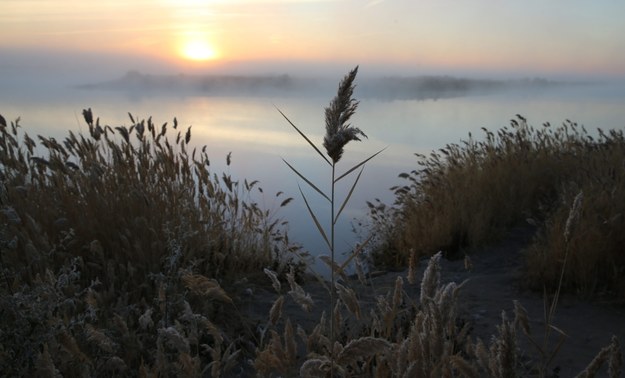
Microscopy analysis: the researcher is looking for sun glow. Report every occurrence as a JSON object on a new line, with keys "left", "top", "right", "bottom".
{"left": 181, "top": 39, "right": 219, "bottom": 61}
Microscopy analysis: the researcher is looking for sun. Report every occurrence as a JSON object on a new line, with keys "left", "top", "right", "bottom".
{"left": 181, "top": 39, "right": 219, "bottom": 61}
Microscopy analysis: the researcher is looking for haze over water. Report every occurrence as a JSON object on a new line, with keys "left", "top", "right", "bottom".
{"left": 2, "top": 73, "right": 625, "bottom": 275}
{"left": 2, "top": 0, "right": 625, "bottom": 272}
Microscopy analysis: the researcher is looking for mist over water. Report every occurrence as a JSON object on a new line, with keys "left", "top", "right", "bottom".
{"left": 2, "top": 64, "right": 625, "bottom": 275}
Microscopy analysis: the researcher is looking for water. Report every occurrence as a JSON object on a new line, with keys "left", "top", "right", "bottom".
{"left": 2, "top": 80, "right": 625, "bottom": 273}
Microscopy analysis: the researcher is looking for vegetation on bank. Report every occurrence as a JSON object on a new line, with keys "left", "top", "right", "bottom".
{"left": 0, "top": 66, "right": 623, "bottom": 376}
{"left": 370, "top": 117, "right": 625, "bottom": 299}
{"left": 0, "top": 110, "right": 298, "bottom": 375}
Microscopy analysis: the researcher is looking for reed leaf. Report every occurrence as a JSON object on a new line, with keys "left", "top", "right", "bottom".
{"left": 283, "top": 158, "right": 330, "bottom": 202}
{"left": 339, "top": 232, "right": 374, "bottom": 272}
{"left": 334, "top": 147, "right": 386, "bottom": 183}
{"left": 334, "top": 166, "right": 364, "bottom": 224}
{"left": 276, "top": 106, "right": 331, "bottom": 166}
{"left": 298, "top": 184, "right": 331, "bottom": 250}
{"left": 319, "top": 255, "right": 348, "bottom": 282}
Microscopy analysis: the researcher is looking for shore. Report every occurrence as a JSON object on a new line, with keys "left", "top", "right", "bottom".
{"left": 240, "top": 226, "right": 625, "bottom": 376}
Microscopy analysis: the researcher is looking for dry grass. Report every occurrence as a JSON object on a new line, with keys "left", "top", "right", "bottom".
{"left": 0, "top": 111, "right": 299, "bottom": 376}
{"left": 370, "top": 117, "right": 625, "bottom": 298}
{"left": 256, "top": 252, "right": 622, "bottom": 377}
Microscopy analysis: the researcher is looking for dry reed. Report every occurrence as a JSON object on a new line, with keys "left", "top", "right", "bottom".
{"left": 370, "top": 117, "right": 625, "bottom": 298}
{"left": 277, "top": 66, "right": 383, "bottom": 373}
{"left": 0, "top": 110, "right": 298, "bottom": 376}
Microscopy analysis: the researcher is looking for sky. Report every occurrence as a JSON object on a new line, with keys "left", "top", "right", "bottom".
{"left": 2, "top": 0, "right": 625, "bottom": 80}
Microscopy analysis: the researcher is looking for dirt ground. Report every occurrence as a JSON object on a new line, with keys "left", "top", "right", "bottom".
{"left": 240, "top": 226, "right": 625, "bottom": 376}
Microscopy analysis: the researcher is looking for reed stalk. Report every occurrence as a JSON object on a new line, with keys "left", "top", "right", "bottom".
{"left": 279, "top": 66, "right": 383, "bottom": 374}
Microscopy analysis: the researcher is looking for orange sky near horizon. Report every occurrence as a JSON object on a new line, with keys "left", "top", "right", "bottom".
{"left": 2, "top": 0, "right": 625, "bottom": 77}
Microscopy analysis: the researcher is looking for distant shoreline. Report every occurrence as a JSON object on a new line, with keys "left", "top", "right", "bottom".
{"left": 75, "top": 70, "right": 570, "bottom": 100}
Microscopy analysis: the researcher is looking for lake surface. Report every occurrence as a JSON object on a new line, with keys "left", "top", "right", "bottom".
{"left": 3, "top": 80, "right": 625, "bottom": 274}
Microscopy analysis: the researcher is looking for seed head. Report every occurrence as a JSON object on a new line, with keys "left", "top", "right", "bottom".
{"left": 564, "top": 191, "right": 584, "bottom": 244}
{"left": 323, "top": 66, "right": 367, "bottom": 163}
{"left": 82, "top": 108, "right": 93, "bottom": 126}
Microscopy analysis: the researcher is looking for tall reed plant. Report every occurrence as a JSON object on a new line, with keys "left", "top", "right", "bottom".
{"left": 278, "top": 66, "right": 383, "bottom": 371}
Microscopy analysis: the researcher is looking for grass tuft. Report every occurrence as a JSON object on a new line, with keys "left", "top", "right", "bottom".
{"left": 371, "top": 117, "right": 625, "bottom": 297}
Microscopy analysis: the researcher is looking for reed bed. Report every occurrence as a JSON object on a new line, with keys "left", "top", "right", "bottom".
{"left": 0, "top": 111, "right": 297, "bottom": 376}
{"left": 371, "top": 117, "right": 625, "bottom": 298}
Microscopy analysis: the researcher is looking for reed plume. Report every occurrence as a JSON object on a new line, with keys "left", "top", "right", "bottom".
{"left": 323, "top": 66, "right": 367, "bottom": 163}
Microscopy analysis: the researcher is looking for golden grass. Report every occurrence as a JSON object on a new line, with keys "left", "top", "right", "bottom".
{"left": 0, "top": 111, "right": 298, "bottom": 376}
{"left": 371, "top": 117, "right": 625, "bottom": 298}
